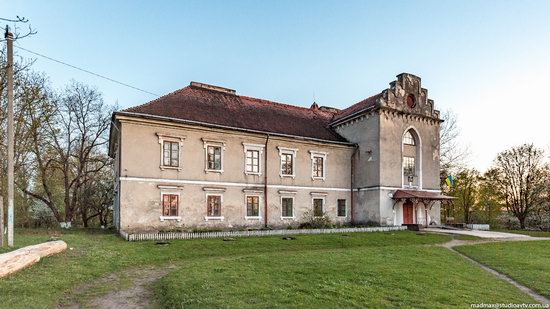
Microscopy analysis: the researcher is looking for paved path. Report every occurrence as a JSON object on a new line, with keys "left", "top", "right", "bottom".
{"left": 430, "top": 231, "right": 550, "bottom": 306}
{"left": 424, "top": 228, "right": 532, "bottom": 239}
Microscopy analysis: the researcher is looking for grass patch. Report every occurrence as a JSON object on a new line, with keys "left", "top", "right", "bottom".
{"left": 0, "top": 229, "right": 447, "bottom": 308}
{"left": 0, "top": 229, "right": 542, "bottom": 308}
{"left": 454, "top": 234, "right": 482, "bottom": 241}
{"left": 154, "top": 246, "right": 533, "bottom": 308}
{"left": 456, "top": 240, "right": 550, "bottom": 298}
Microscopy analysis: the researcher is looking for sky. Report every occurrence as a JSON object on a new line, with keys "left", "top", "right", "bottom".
{"left": 2, "top": 0, "right": 550, "bottom": 171}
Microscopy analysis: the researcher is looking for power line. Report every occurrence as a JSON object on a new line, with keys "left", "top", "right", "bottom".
{"left": 14, "top": 45, "right": 160, "bottom": 97}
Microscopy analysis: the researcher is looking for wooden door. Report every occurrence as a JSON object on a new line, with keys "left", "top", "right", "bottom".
{"left": 403, "top": 200, "right": 414, "bottom": 224}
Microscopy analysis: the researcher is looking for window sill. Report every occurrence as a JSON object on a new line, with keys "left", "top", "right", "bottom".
{"left": 160, "top": 166, "right": 182, "bottom": 171}
{"left": 244, "top": 172, "right": 262, "bottom": 176}
{"left": 245, "top": 216, "right": 261, "bottom": 220}
{"left": 160, "top": 216, "right": 182, "bottom": 222}
{"left": 204, "top": 216, "right": 224, "bottom": 221}
{"left": 280, "top": 174, "right": 295, "bottom": 179}
{"left": 205, "top": 169, "right": 224, "bottom": 174}
{"left": 281, "top": 216, "right": 295, "bottom": 220}
{"left": 311, "top": 177, "right": 326, "bottom": 181}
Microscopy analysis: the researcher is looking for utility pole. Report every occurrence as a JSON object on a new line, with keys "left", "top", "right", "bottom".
{"left": 5, "top": 28, "right": 14, "bottom": 247}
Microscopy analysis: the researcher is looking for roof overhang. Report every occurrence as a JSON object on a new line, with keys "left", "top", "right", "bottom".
{"left": 111, "top": 111, "right": 355, "bottom": 147}
{"left": 392, "top": 189, "right": 454, "bottom": 201}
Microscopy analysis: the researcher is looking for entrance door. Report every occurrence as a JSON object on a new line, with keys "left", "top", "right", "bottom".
{"left": 403, "top": 200, "right": 414, "bottom": 224}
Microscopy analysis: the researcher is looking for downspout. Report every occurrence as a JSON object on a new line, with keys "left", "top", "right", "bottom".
{"left": 350, "top": 144, "right": 359, "bottom": 225}
{"left": 264, "top": 134, "right": 270, "bottom": 228}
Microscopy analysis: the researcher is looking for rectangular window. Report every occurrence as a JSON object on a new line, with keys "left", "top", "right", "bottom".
{"left": 246, "top": 196, "right": 260, "bottom": 217}
{"left": 313, "top": 156, "right": 324, "bottom": 178}
{"left": 207, "top": 145, "right": 222, "bottom": 170}
{"left": 313, "top": 198, "right": 324, "bottom": 217}
{"left": 207, "top": 195, "right": 221, "bottom": 217}
{"left": 162, "top": 194, "right": 178, "bottom": 217}
{"left": 337, "top": 199, "right": 346, "bottom": 217}
{"left": 281, "top": 153, "right": 294, "bottom": 175}
{"left": 163, "top": 141, "right": 179, "bottom": 167}
{"left": 246, "top": 150, "right": 260, "bottom": 173}
{"left": 281, "top": 197, "right": 294, "bottom": 218}
{"left": 403, "top": 156, "right": 415, "bottom": 176}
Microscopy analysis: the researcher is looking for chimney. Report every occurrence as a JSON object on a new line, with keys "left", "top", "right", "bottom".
{"left": 190, "top": 81, "right": 236, "bottom": 95}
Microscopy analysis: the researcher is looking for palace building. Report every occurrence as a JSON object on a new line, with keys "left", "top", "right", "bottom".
{"left": 108, "top": 73, "right": 449, "bottom": 232}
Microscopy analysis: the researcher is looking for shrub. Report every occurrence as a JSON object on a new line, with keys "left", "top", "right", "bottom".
{"left": 298, "top": 210, "right": 333, "bottom": 229}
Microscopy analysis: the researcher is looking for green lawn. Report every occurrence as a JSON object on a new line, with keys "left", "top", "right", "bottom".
{"left": 0, "top": 229, "right": 540, "bottom": 308}
{"left": 456, "top": 240, "right": 550, "bottom": 299}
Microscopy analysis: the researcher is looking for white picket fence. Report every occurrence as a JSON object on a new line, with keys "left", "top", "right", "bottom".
{"left": 121, "top": 226, "right": 407, "bottom": 241}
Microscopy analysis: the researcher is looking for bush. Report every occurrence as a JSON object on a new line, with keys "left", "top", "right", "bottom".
{"left": 298, "top": 210, "right": 333, "bottom": 229}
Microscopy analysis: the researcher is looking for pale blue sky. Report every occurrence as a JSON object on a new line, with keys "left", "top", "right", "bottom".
{"left": 3, "top": 0, "right": 550, "bottom": 171}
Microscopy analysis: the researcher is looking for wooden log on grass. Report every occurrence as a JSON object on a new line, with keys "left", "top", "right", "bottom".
{"left": 0, "top": 240, "right": 67, "bottom": 278}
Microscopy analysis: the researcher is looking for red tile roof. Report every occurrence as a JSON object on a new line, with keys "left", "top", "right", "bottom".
{"left": 121, "top": 83, "right": 349, "bottom": 143}
{"left": 331, "top": 93, "right": 382, "bottom": 123}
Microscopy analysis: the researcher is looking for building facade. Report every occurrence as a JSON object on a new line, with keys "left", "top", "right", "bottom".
{"left": 109, "top": 73, "right": 447, "bottom": 233}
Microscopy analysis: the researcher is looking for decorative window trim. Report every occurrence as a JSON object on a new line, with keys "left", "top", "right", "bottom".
{"left": 309, "top": 192, "right": 328, "bottom": 196}
{"left": 278, "top": 147, "right": 298, "bottom": 178}
{"left": 205, "top": 193, "right": 223, "bottom": 221}
{"left": 309, "top": 151, "right": 327, "bottom": 180}
{"left": 243, "top": 143, "right": 264, "bottom": 176}
{"left": 157, "top": 133, "right": 185, "bottom": 171}
{"left": 280, "top": 195, "right": 295, "bottom": 219}
{"left": 157, "top": 185, "right": 184, "bottom": 190}
{"left": 312, "top": 196, "right": 325, "bottom": 217}
{"left": 244, "top": 194, "right": 262, "bottom": 220}
{"left": 203, "top": 139, "right": 225, "bottom": 174}
{"left": 401, "top": 126, "right": 423, "bottom": 189}
{"left": 160, "top": 191, "right": 181, "bottom": 221}
{"left": 337, "top": 199, "right": 347, "bottom": 217}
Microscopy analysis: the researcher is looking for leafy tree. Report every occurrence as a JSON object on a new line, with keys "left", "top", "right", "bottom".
{"left": 449, "top": 169, "right": 479, "bottom": 223}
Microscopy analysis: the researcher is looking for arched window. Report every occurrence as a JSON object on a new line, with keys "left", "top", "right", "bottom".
{"left": 403, "top": 130, "right": 415, "bottom": 146}
{"left": 402, "top": 129, "right": 419, "bottom": 186}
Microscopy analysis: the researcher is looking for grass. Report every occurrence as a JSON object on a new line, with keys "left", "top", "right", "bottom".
{"left": 456, "top": 240, "right": 550, "bottom": 299}
{"left": 0, "top": 229, "right": 540, "bottom": 308}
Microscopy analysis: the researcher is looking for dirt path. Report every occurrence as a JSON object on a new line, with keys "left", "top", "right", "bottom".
{"left": 58, "top": 266, "right": 175, "bottom": 309}
{"left": 440, "top": 236, "right": 550, "bottom": 306}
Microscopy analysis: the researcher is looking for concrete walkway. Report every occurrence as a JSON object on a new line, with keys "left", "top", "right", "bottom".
{"left": 429, "top": 230, "right": 550, "bottom": 306}
{"left": 424, "top": 228, "right": 532, "bottom": 239}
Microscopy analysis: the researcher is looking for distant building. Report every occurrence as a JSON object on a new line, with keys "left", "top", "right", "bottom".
{"left": 109, "top": 73, "right": 448, "bottom": 233}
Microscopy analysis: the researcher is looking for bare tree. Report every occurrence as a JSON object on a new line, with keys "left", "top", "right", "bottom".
{"left": 440, "top": 110, "right": 469, "bottom": 180}
{"left": 493, "top": 144, "right": 548, "bottom": 229}
{"left": 49, "top": 82, "right": 113, "bottom": 227}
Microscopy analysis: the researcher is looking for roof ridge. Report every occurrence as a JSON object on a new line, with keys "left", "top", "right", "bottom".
{"left": 238, "top": 94, "right": 334, "bottom": 117}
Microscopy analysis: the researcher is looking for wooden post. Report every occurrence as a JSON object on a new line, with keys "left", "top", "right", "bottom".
{"left": 5, "top": 29, "right": 15, "bottom": 247}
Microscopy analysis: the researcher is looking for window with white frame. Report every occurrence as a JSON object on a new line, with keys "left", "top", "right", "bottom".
{"left": 278, "top": 147, "right": 297, "bottom": 178}
{"left": 337, "top": 199, "right": 346, "bottom": 217}
{"left": 243, "top": 143, "right": 264, "bottom": 175}
{"left": 281, "top": 197, "right": 294, "bottom": 218}
{"left": 161, "top": 193, "right": 179, "bottom": 217}
{"left": 157, "top": 133, "right": 185, "bottom": 170}
{"left": 203, "top": 139, "right": 225, "bottom": 173}
{"left": 310, "top": 151, "right": 327, "bottom": 180}
{"left": 206, "top": 194, "right": 222, "bottom": 218}
{"left": 246, "top": 195, "right": 260, "bottom": 218}
{"left": 163, "top": 141, "right": 179, "bottom": 167}
{"left": 313, "top": 198, "right": 324, "bottom": 217}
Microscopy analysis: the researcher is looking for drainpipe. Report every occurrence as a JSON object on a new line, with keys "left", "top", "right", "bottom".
{"left": 350, "top": 144, "right": 359, "bottom": 225}
{"left": 264, "top": 134, "right": 270, "bottom": 228}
